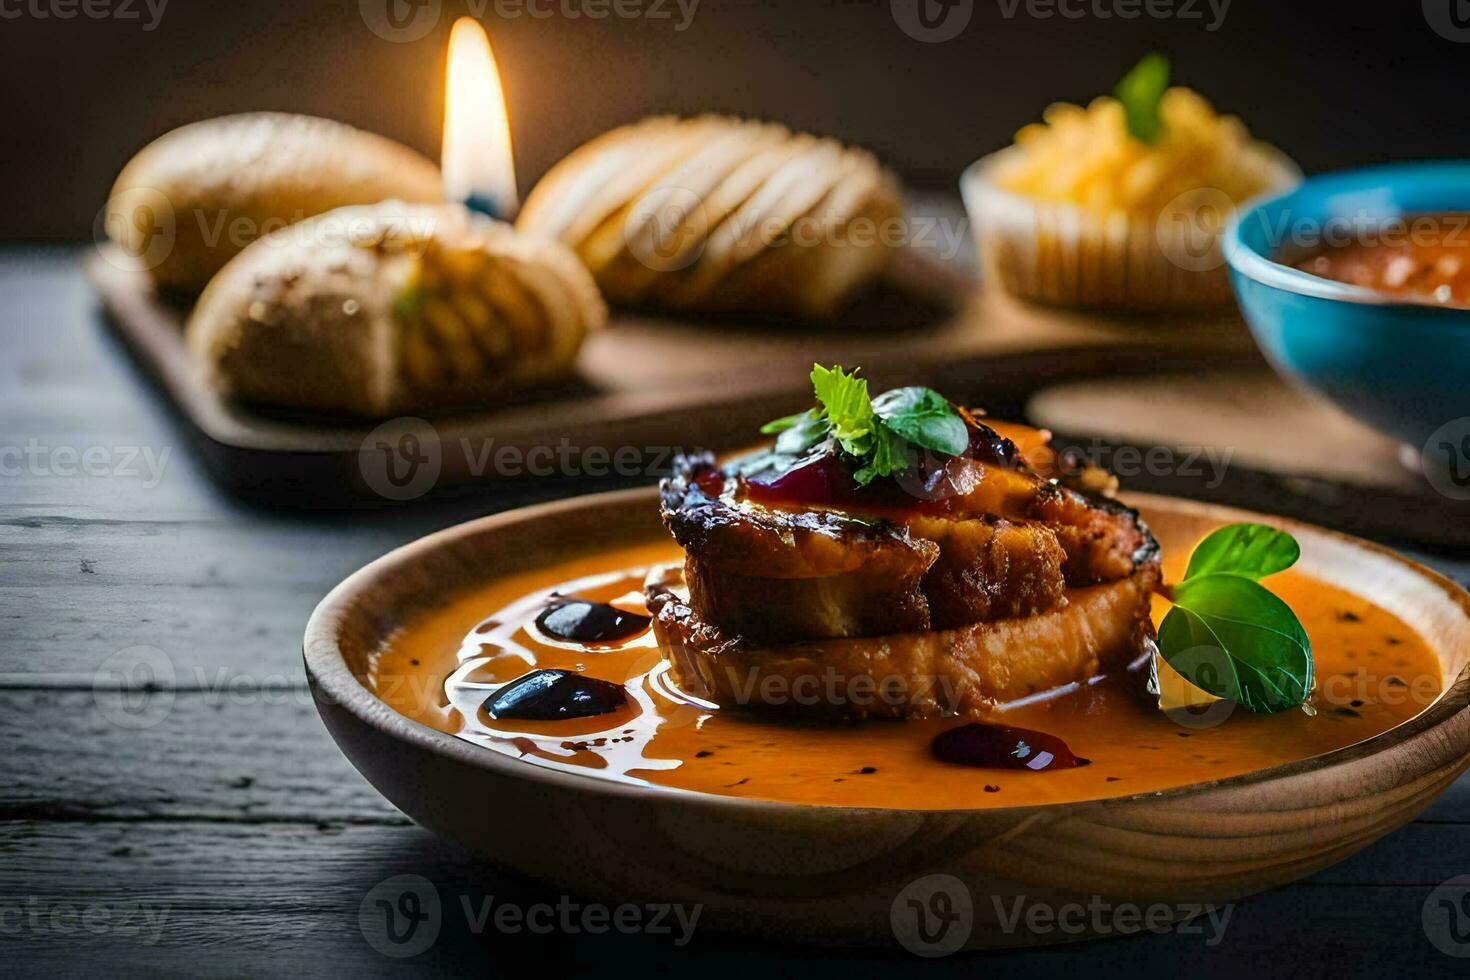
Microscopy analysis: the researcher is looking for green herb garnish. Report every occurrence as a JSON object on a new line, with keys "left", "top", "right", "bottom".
{"left": 1114, "top": 53, "right": 1169, "bottom": 145}
{"left": 760, "top": 365, "right": 968, "bottom": 484}
{"left": 1157, "top": 523, "right": 1313, "bottom": 713}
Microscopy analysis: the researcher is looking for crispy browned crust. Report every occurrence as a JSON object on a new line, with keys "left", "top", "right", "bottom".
{"left": 910, "top": 514, "right": 1068, "bottom": 628}
{"left": 647, "top": 559, "right": 1160, "bottom": 720}
{"left": 659, "top": 451, "right": 1158, "bottom": 643}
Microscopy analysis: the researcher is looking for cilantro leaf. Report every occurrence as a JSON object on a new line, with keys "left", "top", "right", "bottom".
{"left": 1157, "top": 523, "right": 1313, "bottom": 714}
{"left": 1115, "top": 53, "right": 1169, "bottom": 145}
{"left": 810, "top": 364, "right": 876, "bottom": 457}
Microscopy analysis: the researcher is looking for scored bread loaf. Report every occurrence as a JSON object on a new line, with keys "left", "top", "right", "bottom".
{"left": 186, "top": 202, "right": 605, "bottom": 418}
{"left": 517, "top": 115, "right": 903, "bottom": 319}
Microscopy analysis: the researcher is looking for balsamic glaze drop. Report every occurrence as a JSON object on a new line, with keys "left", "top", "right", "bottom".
{"left": 536, "top": 599, "right": 651, "bottom": 645}
{"left": 485, "top": 669, "right": 628, "bottom": 721}
{"left": 931, "top": 722, "right": 1085, "bottom": 771}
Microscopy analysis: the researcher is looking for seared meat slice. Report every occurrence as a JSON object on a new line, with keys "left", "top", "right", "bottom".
{"left": 662, "top": 453, "right": 1076, "bottom": 640}
{"left": 660, "top": 439, "right": 1155, "bottom": 643}
{"left": 660, "top": 455, "right": 934, "bottom": 579}
{"left": 648, "top": 560, "right": 1159, "bottom": 720}
{"left": 685, "top": 554, "right": 929, "bottom": 643}
{"left": 662, "top": 454, "right": 937, "bottom": 640}
{"left": 908, "top": 514, "right": 1067, "bottom": 629}
{"left": 1029, "top": 484, "right": 1157, "bottom": 586}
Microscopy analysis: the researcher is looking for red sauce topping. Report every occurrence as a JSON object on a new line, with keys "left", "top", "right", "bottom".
{"left": 742, "top": 417, "right": 1024, "bottom": 514}
{"left": 931, "top": 722, "right": 1089, "bottom": 771}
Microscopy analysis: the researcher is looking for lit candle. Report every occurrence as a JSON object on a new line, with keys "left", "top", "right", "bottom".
{"left": 442, "top": 17, "right": 519, "bottom": 220}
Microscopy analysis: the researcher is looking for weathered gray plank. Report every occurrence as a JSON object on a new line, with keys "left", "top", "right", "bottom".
{"left": 0, "top": 691, "right": 403, "bottom": 824}
{"left": 0, "top": 821, "right": 1466, "bottom": 977}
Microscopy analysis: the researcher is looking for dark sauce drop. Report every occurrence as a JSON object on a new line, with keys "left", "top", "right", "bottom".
{"left": 931, "top": 722, "right": 1085, "bottom": 771}
{"left": 485, "top": 669, "right": 628, "bottom": 721}
{"left": 536, "top": 599, "right": 651, "bottom": 645}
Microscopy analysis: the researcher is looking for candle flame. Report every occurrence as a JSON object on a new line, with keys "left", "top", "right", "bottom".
{"left": 442, "top": 17, "right": 518, "bottom": 217}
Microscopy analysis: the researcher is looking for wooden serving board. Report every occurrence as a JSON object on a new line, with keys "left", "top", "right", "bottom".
{"left": 83, "top": 230, "right": 1262, "bottom": 506}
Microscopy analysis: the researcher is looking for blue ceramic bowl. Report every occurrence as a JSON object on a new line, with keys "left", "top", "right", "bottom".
{"left": 1226, "top": 161, "right": 1470, "bottom": 452}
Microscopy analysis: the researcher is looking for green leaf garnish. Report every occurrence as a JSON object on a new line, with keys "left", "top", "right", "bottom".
{"left": 872, "top": 387, "right": 970, "bottom": 457}
{"left": 758, "top": 413, "right": 806, "bottom": 434}
{"left": 772, "top": 410, "right": 828, "bottom": 456}
{"left": 761, "top": 365, "right": 967, "bottom": 485}
{"left": 1157, "top": 522, "right": 1313, "bottom": 714}
{"left": 811, "top": 364, "right": 878, "bottom": 457}
{"left": 1183, "top": 522, "right": 1301, "bottom": 582}
{"left": 1114, "top": 53, "right": 1169, "bottom": 145}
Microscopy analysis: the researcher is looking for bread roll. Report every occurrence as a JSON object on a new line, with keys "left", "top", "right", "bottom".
{"left": 518, "top": 115, "right": 903, "bottom": 319}
{"left": 186, "top": 202, "right": 605, "bottom": 417}
{"left": 106, "top": 113, "right": 443, "bottom": 294}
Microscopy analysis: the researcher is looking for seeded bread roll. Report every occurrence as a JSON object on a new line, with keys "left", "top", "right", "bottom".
{"left": 186, "top": 202, "right": 605, "bottom": 418}
{"left": 106, "top": 112, "right": 444, "bottom": 294}
{"left": 517, "top": 115, "right": 903, "bottom": 319}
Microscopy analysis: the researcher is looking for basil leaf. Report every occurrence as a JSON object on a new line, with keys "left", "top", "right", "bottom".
{"left": 1114, "top": 53, "right": 1169, "bottom": 145}
{"left": 1159, "top": 574, "right": 1313, "bottom": 713}
{"left": 873, "top": 386, "right": 969, "bottom": 457}
{"left": 1183, "top": 522, "right": 1301, "bottom": 582}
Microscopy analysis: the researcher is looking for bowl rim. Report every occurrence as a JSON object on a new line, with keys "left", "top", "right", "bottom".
{"left": 1225, "top": 159, "right": 1470, "bottom": 315}
{"left": 303, "top": 485, "right": 1470, "bottom": 819}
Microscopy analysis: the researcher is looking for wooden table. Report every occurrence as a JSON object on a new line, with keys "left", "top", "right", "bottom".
{"left": 4, "top": 246, "right": 1470, "bottom": 976}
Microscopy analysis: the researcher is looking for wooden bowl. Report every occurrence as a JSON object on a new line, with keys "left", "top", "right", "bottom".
{"left": 303, "top": 489, "right": 1470, "bottom": 949}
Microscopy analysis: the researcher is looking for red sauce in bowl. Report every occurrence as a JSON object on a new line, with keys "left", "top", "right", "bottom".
{"left": 1290, "top": 212, "right": 1470, "bottom": 308}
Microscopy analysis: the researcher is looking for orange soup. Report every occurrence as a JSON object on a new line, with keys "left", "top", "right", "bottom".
{"left": 369, "top": 540, "right": 1443, "bottom": 810}
{"left": 1291, "top": 212, "right": 1470, "bottom": 307}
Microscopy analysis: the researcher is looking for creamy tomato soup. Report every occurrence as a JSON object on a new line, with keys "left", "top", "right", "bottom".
{"left": 369, "top": 538, "right": 1443, "bottom": 810}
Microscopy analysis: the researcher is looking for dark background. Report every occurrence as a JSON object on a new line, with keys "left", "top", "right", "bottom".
{"left": 1, "top": 0, "right": 1466, "bottom": 239}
